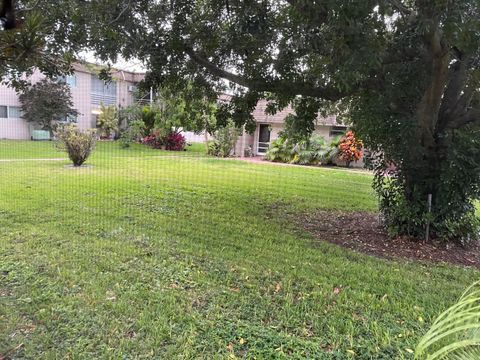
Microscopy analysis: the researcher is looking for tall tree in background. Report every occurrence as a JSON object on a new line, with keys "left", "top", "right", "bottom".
{"left": 19, "top": 79, "right": 78, "bottom": 132}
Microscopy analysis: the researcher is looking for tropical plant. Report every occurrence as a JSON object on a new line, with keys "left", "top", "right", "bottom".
{"left": 265, "top": 133, "right": 329, "bottom": 165}
{"left": 290, "top": 135, "right": 329, "bottom": 165}
{"left": 338, "top": 131, "right": 364, "bottom": 167}
{"left": 118, "top": 104, "right": 144, "bottom": 134}
{"left": 415, "top": 281, "right": 480, "bottom": 359}
{"left": 96, "top": 103, "right": 118, "bottom": 139}
{"left": 207, "top": 121, "right": 240, "bottom": 157}
{"left": 19, "top": 79, "right": 78, "bottom": 133}
{"left": 265, "top": 136, "right": 291, "bottom": 163}
{"left": 55, "top": 124, "right": 96, "bottom": 167}
{"left": 118, "top": 120, "right": 145, "bottom": 148}
{"left": 164, "top": 131, "right": 186, "bottom": 151}
{"left": 141, "top": 106, "right": 158, "bottom": 135}
{"left": 324, "top": 135, "right": 342, "bottom": 165}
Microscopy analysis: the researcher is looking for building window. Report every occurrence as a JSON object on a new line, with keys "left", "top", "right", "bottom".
{"left": 91, "top": 75, "right": 117, "bottom": 106}
{"left": 0, "top": 106, "right": 7, "bottom": 118}
{"left": 8, "top": 106, "right": 22, "bottom": 118}
{"left": 58, "top": 75, "right": 77, "bottom": 88}
{"left": 330, "top": 126, "right": 346, "bottom": 137}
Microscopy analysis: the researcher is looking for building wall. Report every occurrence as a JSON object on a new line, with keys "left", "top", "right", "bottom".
{"left": 0, "top": 65, "right": 143, "bottom": 140}
{"left": 70, "top": 71, "right": 93, "bottom": 131}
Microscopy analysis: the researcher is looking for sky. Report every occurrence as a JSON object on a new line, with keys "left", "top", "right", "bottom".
{"left": 78, "top": 51, "right": 147, "bottom": 73}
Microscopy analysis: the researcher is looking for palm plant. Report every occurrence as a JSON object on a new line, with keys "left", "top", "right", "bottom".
{"left": 324, "top": 135, "right": 343, "bottom": 165}
{"left": 290, "top": 135, "right": 328, "bottom": 165}
{"left": 265, "top": 136, "right": 292, "bottom": 163}
{"left": 415, "top": 281, "right": 480, "bottom": 359}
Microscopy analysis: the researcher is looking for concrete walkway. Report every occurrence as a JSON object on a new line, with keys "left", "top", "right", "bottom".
{"left": 0, "top": 158, "right": 67, "bottom": 162}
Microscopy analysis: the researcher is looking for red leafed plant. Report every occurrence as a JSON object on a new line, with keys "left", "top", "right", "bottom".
{"left": 165, "top": 131, "right": 186, "bottom": 151}
{"left": 142, "top": 129, "right": 164, "bottom": 149}
{"left": 142, "top": 129, "right": 186, "bottom": 151}
{"left": 338, "top": 131, "right": 364, "bottom": 167}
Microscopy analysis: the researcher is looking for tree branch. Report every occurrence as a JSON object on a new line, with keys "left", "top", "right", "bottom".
{"left": 183, "top": 45, "right": 348, "bottom": 101}
{"left": 387, "top": 0, "right": 415, "bottom": 16}
{"left": 447, "top": 108, "right": 480, "bottom": 129}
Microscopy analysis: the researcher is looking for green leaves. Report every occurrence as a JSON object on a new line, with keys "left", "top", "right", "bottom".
{"left": 19, "top": 79, "right": 78, "bottom": 132}
{"left": 415, "top": 281, "right": 480, "bottom": 359}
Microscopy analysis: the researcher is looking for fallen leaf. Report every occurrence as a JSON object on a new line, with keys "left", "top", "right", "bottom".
{"left": 333, "top": 287, "right": 341, "bottom": 295}
{"left": 226, "top": 343, "right": 234, "bottom": 352}
{"left": 275, "top": 283, "right": 281, "bottom": 293}
{"left": 239, "top": 338, "right": 245, "bottom": 345}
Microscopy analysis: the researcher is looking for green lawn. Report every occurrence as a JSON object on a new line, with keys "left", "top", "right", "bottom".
{"left": 0, "top": 140, "right": 477, "bottom": 359}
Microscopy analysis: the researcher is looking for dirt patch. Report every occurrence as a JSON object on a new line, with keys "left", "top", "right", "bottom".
{"left": 300, "top": 210, "right": 480, "bottom": 269}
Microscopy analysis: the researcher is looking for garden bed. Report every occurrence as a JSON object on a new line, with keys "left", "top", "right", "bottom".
{"left": 299, "top": 210, "right": 480, "bottom": 269}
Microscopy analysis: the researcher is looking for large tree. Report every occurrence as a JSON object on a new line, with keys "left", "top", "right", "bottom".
{"left": 8, "top": 0, "right": 480, "bottom": 241}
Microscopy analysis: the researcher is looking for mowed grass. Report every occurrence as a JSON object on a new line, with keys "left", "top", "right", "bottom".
{"left": 0, "top": 141, "right": 477, "bottom": 359}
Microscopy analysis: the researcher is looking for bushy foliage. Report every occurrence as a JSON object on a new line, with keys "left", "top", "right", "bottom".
{"left": 369, "top": 125, "right": 480, "bottom": 242}
{"left": 142, "top": 129, "right": 187, "bottom": 151}
{"left": 118, "top": 104, "right": 144, "bottom": 132}
{"left": 165, "top": 131, "right": 186, "bottom": 151}
{"left": 55, "top": 124, "right": 96, "bottom": 166}
{"left": 19, "top": 79, "right": 78, "bottom": 132}
{"left": 141, "top": 106, "right": 158, "bottom": 135}
{"left": 119, "top": 120, "right": 145, "bottom": 148}
{"left": 338, "top": 131, "right": 363, "bottom": 167}
{"left": 264, "top": 136, "right": 292, "bottom": 163}
{"left": 207, "top": 121, "right": 240, "bottom": 157}
{"left": 265, "top": 133, "right": 333, "bottom": 166}
{"left": 96, "top": 103, "right": 118, "bottom": 139}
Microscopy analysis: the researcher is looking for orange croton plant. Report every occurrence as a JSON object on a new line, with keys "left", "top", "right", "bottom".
{"left": 338, "top": 131, "right": 363, "bottom": 167}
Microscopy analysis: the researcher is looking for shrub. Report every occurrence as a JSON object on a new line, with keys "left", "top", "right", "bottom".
{"left": 141, "top": 129, "right": 186, "bottom": 151}
{"left": 142, "top": 130, "right": 164, "bottom": 149}
{"left": 97, "top": 103, "right": 119, "bottom": 139}
{"left": 119, "top": 120, "right": 145, "bottom": 148}
{"left": 265, "top": 136, "right": 293, "bottom": 162}
{"left": 265, "top": 134, "right": 329, "bottom": 165}
{"left": 55, "top": 124, "right": 96, "bottom": 166}
{"left": 141, "top": 106, "right": 158, "bottom": 134}
{"left": 290, "top": 135, "right": 328, "bottom": 165}
{"left": 207, "top": 121, "right": 240, "bottom": 157}
{"left": 165, "top": 131, "right": 186, "bottom": 151}
{"left": 324, "top": 135, "right": 342, "bottom": 165}
{"left": 338, "top": 131, "right": 363, "bottom": 167}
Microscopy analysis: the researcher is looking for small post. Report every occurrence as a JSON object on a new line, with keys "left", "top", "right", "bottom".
{"left": 150, "top": 87, "right": 153, "bottom": 106}
{"left": 425, "top": 193, "right": 432, "bottom": 242}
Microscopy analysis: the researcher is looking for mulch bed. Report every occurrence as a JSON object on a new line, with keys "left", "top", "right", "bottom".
{"left": 300, "top": 211, "right": 480, "bottom": 269}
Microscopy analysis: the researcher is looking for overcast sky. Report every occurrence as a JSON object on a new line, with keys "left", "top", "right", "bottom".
{"left": 78, "top": 51, "right": 147, "bottom": 73}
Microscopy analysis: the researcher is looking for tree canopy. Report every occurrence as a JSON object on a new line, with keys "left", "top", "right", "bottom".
{"left": 19, "top": 79, "right": 78, "bottom": 131}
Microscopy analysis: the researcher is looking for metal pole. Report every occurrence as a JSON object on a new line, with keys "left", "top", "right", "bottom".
{"left": 425, "top": 193, "right": 432, "bottom": 242}
{"left": 150, "top": 87, "right": 153, "bottom": 106}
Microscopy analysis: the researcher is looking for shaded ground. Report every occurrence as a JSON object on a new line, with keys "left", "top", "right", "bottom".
{"left": 299, "top": 210, "right": 480, "bottom": 269}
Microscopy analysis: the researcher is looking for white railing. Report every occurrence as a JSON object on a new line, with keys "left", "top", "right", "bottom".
{"left": 91, "top": 93, "right": 117, "bottom": 106}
